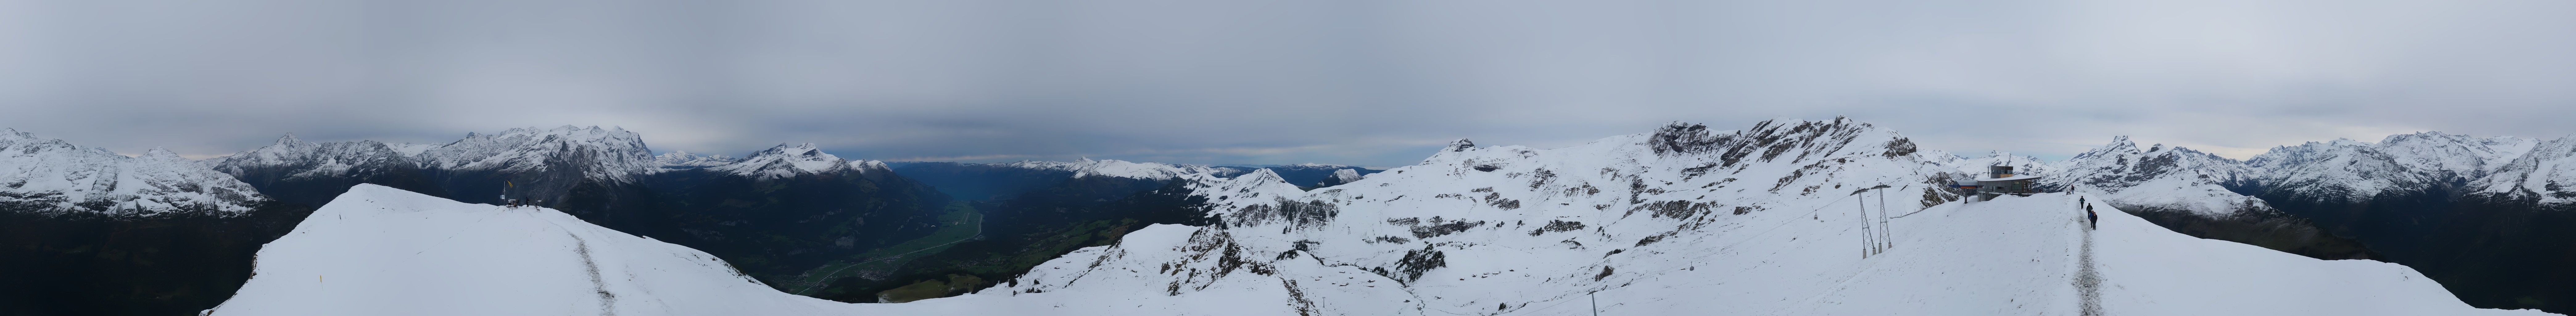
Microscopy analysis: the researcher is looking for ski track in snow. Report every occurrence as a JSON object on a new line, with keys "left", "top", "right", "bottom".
{"left": 2077, "top": 208, "right": 2102, "bottom": 316}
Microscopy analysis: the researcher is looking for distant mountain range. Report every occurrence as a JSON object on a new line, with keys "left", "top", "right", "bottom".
{"left": 3, "top": 120, "right": 2572, "bottom": 314}
{"left": 195, "top": 119, "right": 2552, "bottom": 316}
{"left": 0, "top": 126, "right": 1380, "bottom": 315}
{"left": 2028, "top": 131, "right": 2576, "bottom": 311}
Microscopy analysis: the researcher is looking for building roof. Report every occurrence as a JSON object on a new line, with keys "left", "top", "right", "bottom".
{"left": 1976, "top": 174, "right": 2041, "bottom": 182}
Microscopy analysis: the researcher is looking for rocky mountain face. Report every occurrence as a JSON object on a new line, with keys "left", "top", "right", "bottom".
{"left": 2, "top": 129, "right": 267, "bottom": 217}
{"left": 2466, "top": 136, "right": 2576, "bottom": 205}
{"left": 0, "top": 129, "right": 313, "bottom": 316}
{"left": 200, "top": 126, "right": 661, "bottom": 210}
{"left": 201, "top": 134, "right": 444, "bottom": 208}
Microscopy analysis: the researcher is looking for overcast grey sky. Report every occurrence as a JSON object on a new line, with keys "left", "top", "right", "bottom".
{"left": 2, "top": 0, "right": 2570, "bottom": 167}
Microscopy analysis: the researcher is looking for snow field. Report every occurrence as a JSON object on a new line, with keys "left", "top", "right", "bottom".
{"left": 207, "top": 184, "right": 863, "bottom": 316}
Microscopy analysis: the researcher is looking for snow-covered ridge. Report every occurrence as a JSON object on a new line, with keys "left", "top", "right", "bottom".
{"left": 2470, "top": 136, "right": 2576, "bottom": 205}
{"left": 2239, "top": 138, "right": 2432, "bottom": 202}
{"left": 415, "top": 126, "right": 659, "bottom": 182}
{"left": 206, "top": 184, "right": 866, "bottom": 316}
{"left": 2227, "top": 132, "right": 2557, "bottom": 203}
{"left": 999, "top": 158, "right": 1234, "bottom": 179}
{"left": 2379, "top": 132, "right": 2537, "bottom": 181}
{"left": 2047, "top": 136, "right": 2268, "bottom": 216}
{"left": 702, "top": 143, "right": 886, "bottom": 179}
{"left": 2021, "top": 131, "right": 2574, "bottom": 212}
{"left": 652, "top": 151, "right": 738, "bottom": 170}
{"left": 203, "top": 134, "right": 424, "bottom": 180}
{"left": 201, "top": 126, "right": 665, "bottom": 189}
{"left": 0, "top": 128, "right": 267, "bottom": 217}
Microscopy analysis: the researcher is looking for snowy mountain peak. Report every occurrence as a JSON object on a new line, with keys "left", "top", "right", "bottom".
{"left": 141, "top": 147, "right": 185, "bottom": 160}
{"left": 271, "top": 133, "right": 306, "bottom": 146}
{"left": 0, "top": 128, "right": 267, "bottom": 217}
{"left": 1444, "top": 139, "right": 1475, "bottom": 152}
{"left": 705, "top": 143, "right": 859, "bottom": 179}
{"left": 849, "top": 159, "right": 890, "bottom": 173}
{"left": 2375, "top": 131, "right": 2536, "bottom": 182}
{"left": 2241, "top": 138, "right": 2423, "bottom": 200}
{"left": 205, "top": 133, "right": 424, "bottom": 181}
{"left": 1000, "top": 158, "right": 1229, "bottom": 180}
{"left": 2469, "top": 136, "right": 2576, "bottom": 206}
{"left": 2049, "top": 136, "right": 2263, "bottom": 216}
{"left": 416, "top": 126, "right": 656, "bottom": 182}
{"left": 652, "top": 151, "right": 739, "bottom": 171}
{"left": 2074, "top": 136, "right": 2141, "bottom": 160}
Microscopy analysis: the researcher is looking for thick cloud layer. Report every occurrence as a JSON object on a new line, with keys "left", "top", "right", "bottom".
{"left": 2, "top": 0, "right": 2570, "bottom": 166}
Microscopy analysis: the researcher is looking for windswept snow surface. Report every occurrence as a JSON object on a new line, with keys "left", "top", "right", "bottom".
{"left": 206, "top": 184, "right": 865, "bottom": 316}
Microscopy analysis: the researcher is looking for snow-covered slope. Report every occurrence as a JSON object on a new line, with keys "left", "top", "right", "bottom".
{"left": 205, "top": 184, "right": 865, "bottom": 316}
{"left": 2048, "top": 136, "right": 2270, "bottom": 216}
{"left": 0, "top": 128, "right": 267, "bottom": 217}
{"left": 414, "top": 126, "right": 657, "bottom": 182}
{"left": 703, "top": 143, "right": 886, "bottom": 179}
